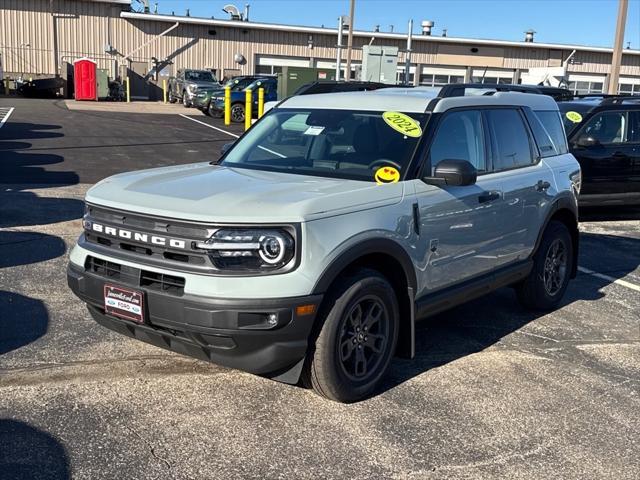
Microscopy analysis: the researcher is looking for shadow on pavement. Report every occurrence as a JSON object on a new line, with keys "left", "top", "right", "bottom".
{"left": 0, "top": 419, "right": 71, "bottom": 480}
{"left": 379, "top": 231, "right": 640, "bottom": 397}
{"left": 0, "top": 231, "right": 67, "bottom": 268}
{"left": 0, "top": 291, "right": 49, "bottom": 355}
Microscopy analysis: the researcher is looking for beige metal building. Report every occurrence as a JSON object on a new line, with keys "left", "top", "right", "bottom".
{"left": 2, "top": 0, "right": 639, "bottom": 95}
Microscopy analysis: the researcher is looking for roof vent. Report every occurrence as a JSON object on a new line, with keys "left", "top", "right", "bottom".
{"left": 524, "top": 29, "right": 535, "bottom": 42}
{"left": 223, "top": 4, "right": 242, "bottom": 20}
{"left": 421, "top": 20, "right": 434, "bottom": 36}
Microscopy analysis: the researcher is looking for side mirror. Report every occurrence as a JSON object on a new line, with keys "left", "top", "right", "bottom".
{"left": 220, "top": 142, "right": 234, "bottom": 155}
{"left": 423, "top": 159, "right": 477, "bottom": 187}
{"left": 576, "top": 136, "right": 599, "bottom": 148}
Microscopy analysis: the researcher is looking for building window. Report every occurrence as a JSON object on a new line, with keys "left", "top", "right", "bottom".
{"left": 568, "top": 80, "right": 604, "bottom": 95}
{"left": 419, "top": 73, "right": 464, "bottom": 87}
{"left": 619, "top": 83, "right": 640, "bottom": 95}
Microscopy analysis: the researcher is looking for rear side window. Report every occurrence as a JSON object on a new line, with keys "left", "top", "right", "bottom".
{"left": 486, "top": 109, "right": 534, "bottom": 171}
{"left": 524, "top": 109, "right": 557, "bottom": 157}
{"left": 429, "top": 110, "right": 486, "bottom": 173}
{"left": 534, "top": 111, "right": 569, "bottom": 155}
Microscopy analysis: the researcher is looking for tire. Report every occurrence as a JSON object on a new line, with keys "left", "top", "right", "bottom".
{"left": 230, "top": 103, "right": 245, "bottom": 123}
{"left": 182, "top": 91, "right": 191, "bottom": 108}
{"left": 168, "top": 90, "right": 177, "bottom": 104}
{"left": 302, "top": 269, "right": 399, "bottom": 403}
{"left": 208, "top": 102, "right": 223, "bottom": 118}
{"left": 516, "top": 221, "right": 573, "bottom": 310}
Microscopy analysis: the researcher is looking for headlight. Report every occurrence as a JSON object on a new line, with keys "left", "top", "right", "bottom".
{"left": 195, "top": 228, "right": 295, "bottom": 272}
{"left": 187, "top": 83, "right": 198, "bottom": 93}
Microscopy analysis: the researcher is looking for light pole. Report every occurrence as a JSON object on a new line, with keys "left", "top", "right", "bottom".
{"left": 608, "top": 0, "right": 628, "bottom": 94}
{"left": 345, "top": 0, "right": 355, "bottom": 82}
{"left": 336, "top": 16, "right": 344, "bottom": 80}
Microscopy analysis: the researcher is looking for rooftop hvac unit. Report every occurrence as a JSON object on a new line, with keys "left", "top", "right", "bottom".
{"left": 361, "top": 45, "right": 398, "bottom": 84}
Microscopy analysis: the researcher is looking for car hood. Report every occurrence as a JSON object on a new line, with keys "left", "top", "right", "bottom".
{"left": 86, "top": 163, "right": 405, "bottom": 223}
{"left": 190, "top": 81, "right": 220, "bottom": 89}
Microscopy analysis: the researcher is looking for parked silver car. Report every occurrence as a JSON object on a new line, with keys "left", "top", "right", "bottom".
{"left": 68, "top": 86, "right": 581, "bottom": 402}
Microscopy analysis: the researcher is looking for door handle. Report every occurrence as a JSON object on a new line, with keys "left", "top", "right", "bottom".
{"left": 535, "top": 180, "right": 551, "bottom": 192}
{"left": 478, "top": 191, "right": 500, "bottom": 203}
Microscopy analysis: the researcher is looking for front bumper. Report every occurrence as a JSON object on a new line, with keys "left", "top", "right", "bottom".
{"left": 67, "top": 263, "right": 322, "bottom": 381}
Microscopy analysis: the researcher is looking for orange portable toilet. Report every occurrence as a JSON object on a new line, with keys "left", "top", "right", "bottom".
{"left": 74, "top": 58, "right": 97, "bottom": 101}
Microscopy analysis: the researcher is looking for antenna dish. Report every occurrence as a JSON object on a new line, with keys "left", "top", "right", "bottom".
{"left": 222, "top": 4, "right": 242, "bottom": 20}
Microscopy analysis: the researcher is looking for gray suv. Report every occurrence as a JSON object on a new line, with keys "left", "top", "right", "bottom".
{"left": 68, "top": 86, "right": 581, "bottom": 402}
{"left": 168, "top": 69, "right": 219, "bottom": 107}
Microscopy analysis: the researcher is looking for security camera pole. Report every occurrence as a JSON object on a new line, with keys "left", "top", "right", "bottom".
{"left": 608, "top": 0, "right": 628, "bottom": 94}
{"left": 345, "top": 0, "right": 355, "bottom": 82}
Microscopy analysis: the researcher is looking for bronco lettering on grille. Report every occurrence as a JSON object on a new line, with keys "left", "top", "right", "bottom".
{"left": 87, "top": 222, "right": 187, "bottom": 249}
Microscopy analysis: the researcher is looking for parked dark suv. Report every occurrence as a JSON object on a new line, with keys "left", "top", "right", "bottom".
{"left": 557, "top": 95, "right": 640, "bottom": 206}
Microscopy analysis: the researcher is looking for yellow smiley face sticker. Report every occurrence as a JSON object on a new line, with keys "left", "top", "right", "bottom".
{"left": 382, "top": 112, "right": 423, "bottom": 138}
{"left": 375, "top": 166, "right": 400, "bottom": 185}
{"left": 565, "top": 111, "right": 583, "bottom": 123}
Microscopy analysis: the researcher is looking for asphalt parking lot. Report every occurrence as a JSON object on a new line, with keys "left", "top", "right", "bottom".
{"left": 1, "top": 97, "right": 639, "bottom": 479}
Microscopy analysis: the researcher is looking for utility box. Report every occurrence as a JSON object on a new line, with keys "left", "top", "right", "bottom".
{"left": 361, "top": 45, "right": 398, "bottom": 84}
{"left": 97, "top": 68, "right": 109, "bottom": 99}
{"left": 74, "top": 58, "right": 97, "bottom": 100}
{"left": 277, "top": 66, "right": 337, "bottom": 99}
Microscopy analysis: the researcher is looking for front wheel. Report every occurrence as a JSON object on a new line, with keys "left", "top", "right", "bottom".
{"left": 208, "top": 102, "right": 223, "bottom": 118}
{"left": 302, "top": 269, "right": 399, "bottom": 403}
{"left": 168, "top": 90, "right": 177, "bottom": 103}
{"left": 230, "top": 103, "right": 245, "bottom": 123}
{"left": 182, "top": 92, "right": 191, "bottom": 108}
{"left": 516, "top": 221, "right": 573, "bottom": 310}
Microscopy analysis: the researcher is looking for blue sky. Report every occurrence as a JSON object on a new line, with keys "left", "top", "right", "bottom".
{"left": 140, "top": 0, "right": 640, "bottom": 49}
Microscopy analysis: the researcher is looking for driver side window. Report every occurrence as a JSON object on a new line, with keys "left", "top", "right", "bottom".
{"left": 579, "top": 111, "right": 627, "bottom": 145}
{"left": 429, "top": 110, "right": 486, "bottom": 174}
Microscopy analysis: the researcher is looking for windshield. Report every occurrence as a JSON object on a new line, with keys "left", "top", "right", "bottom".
{"left": 557, "top": 103, "right": 595, "bottom": 133}
{"left": 245, "top": 79, "right": 271, "bottom": 90}
{"left": 221, "top": 108, "right": 429, "bottom": 182}
{"left": 186, "top": 70, "right": 215, "bottom": 82}
{"left": 224, "top": 77, "right": 256, "bottom": 91}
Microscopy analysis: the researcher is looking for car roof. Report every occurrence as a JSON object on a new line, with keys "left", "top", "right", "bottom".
{"left": 278, "top": 87, "right": 559, "bottom": 113}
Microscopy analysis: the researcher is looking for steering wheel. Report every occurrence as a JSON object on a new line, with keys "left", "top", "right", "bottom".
{"left": 368, "top": 159, "right": 402, "bottom": 170}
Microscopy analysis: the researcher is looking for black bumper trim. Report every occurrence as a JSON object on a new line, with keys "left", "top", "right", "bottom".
{"left": 68, "top": 263, "right": 322, "bottom": 379}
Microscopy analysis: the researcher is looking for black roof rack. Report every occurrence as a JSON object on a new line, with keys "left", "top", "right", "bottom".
{"left": 436, "top": 83, "right": 574, "bottom": 102}
{"left": 600, "top": 95, "right": 640, "bottom": 105}
{"left": 438, "top": 83, "right": 544, "bottom": 98}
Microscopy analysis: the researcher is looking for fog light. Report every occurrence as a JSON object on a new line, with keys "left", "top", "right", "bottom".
{"left": 267, "top": 313, "right": 278, "bottom": 326}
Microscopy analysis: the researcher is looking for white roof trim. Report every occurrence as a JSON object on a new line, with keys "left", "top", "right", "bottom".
{"left": 120, "top": 11, "right": 640, "bottom": 56}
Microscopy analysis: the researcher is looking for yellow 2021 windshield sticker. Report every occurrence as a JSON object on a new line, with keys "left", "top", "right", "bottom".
{"left": 382, "top": 112, "right": 423, "bottom": 137}
{"left": 565, "top": 111, "right": 583, "bottom": 123}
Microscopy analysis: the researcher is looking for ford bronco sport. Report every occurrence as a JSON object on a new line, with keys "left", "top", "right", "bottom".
{"left": 68, "top": 85, "right": 581, "bottom": 402}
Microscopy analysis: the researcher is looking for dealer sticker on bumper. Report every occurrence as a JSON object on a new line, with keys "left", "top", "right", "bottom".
{"left": 104, "top": 284, "right": 144, "bottom": 324}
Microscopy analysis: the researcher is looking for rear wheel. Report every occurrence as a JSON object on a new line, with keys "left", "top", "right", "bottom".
{"left": 230, "top": 103, "right": 245, "bottom": 123}
{"left": 302, "top": 269, "right": 399, "bottom": 403}
{"left": 516, "top": 221, "right": 573, "bottom": 310}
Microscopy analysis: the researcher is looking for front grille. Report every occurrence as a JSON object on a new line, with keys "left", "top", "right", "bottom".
{"left": 140, "top": 271, "right": 186, "bottom": 295}
{"left": 83, "top": 204, "right": 216, "bottom": 274}
{"left": 85, "top": 256, "right": 121, "bottom": 279}
{"left": 85, "top": 255, "right": 185, "bottom": 296}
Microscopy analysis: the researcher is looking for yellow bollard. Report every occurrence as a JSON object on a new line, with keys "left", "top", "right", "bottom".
{"left": 125, "top": 77, "right": 130, "bottom": 103}
{"left": 163, "top": 79, "right": 167, "bottom": 103}
{"left": 258, "top": 87, "right": 264, "bottom": 118}
{"left": 224, "top": 86, "right": 231, "bottom": 126}
{"left": 244, "top": 88, "right": 252, "bottom": 131}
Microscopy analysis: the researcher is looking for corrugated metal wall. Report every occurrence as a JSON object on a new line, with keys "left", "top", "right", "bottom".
{"left": 1, "top": 0, "right": 639, "bottom": 79}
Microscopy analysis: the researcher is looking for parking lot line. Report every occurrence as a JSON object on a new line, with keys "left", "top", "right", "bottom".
{"left": 578, "top": 266, "right": 640, "bottom": 292}
{"left": 179, "top": 113, "right": 286, "bottom": 158}
{"left": 178, "top": 114, "right": 239, "bottom": 139}
{"left": 0, "top": 107, "right": 15, "bottom": 129}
